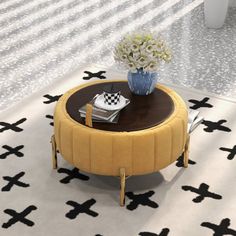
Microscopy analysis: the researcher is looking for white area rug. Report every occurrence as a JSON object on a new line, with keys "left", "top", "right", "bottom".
{"left": 0, "top": 65, "right": 236, "bottom": 236}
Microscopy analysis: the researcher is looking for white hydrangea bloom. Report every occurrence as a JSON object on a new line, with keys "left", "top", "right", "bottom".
{"left": 128, "top": 62, "right": 136, "bottom": 71}
{"left": 114, "top": 31, "right": 171, "bottom": 72}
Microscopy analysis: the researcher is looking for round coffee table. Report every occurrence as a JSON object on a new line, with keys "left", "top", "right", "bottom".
{"left": 51, "top": 80, "right": 189, "bottom": 206}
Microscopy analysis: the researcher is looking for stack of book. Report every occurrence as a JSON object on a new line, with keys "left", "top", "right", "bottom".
{"left": 188, "top": 109, "right": 204, "bottom": 133}
{"left": 79, "top": 94, "right": 130, "bottom": 123}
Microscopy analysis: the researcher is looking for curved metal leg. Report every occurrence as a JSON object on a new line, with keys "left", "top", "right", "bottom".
{"left": 184, "top": 134, "right": 190, "bottom": 168}
{"left": 51, "top": 135, "right": 58, "bottom": 169}
{"left": 120, "top": 168, "right": 126, "bottom": 206}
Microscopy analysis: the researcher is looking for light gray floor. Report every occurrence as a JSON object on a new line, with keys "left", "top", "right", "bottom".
{"left": 0, "top": 0, "right": 236, "bottom": 111}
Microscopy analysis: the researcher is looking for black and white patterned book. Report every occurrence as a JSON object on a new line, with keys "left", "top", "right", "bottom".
{"left": 79, "top": 95, "right": 130, "bottom": 121}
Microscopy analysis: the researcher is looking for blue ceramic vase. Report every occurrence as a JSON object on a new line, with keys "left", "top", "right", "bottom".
{"left": 127, "top": 69, "right": 159, "bottom": 95}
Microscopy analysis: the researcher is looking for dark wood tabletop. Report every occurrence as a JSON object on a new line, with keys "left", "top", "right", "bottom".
{"left": 66, "top": 81, "right": 174, "bottom": 132}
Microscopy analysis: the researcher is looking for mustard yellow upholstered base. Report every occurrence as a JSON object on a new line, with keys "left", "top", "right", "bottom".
{"left": 52, "top": 80, "right": 189, "bottom": 205}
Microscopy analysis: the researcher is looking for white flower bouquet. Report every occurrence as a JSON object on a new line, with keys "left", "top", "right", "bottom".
{"left": 114, "top": 32, "right": 172, "bottom": 72}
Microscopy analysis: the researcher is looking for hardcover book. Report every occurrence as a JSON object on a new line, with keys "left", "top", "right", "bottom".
{"left": 79, "top": 95, "right": 130, "bottom": 121}
{"left": 80, "top": 112, "right": 120, "bottom": 123}
{"left": 188, "top": 109, "right": 204, "bottom": 133}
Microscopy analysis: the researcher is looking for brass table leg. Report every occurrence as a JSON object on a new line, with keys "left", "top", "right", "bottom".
{"left": 120, "top": 168, "right": 126, "bottom": 207}
{"left": 183, "top": 134, "right": 190, "bottom": 168}
{"left": 51, "top": 135, "right": 58, "bottom": 169}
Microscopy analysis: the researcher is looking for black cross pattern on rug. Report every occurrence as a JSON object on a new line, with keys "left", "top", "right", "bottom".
{"left": 45, "top": 115, "right": 54, "bottom": 126}
{"left": 176, "top": 153, "right": 196, "bottom": 167}
{"left": 0, "top": 118, "right": 27, "bottom": 133}
{"left": 65, "top": 199, "right": 98, "bottom": 219}
{"left": 202, "top": 119, "right": 231, "bottom": 133}
{"left": 139, "top": 228, "right": 170, "bottom": 236}
{"left": 188, "top": 97, "right": 213, "bottom": 110}
{"left": 83, "top": 70, "right": 106, "bottom": 80}
{"left": 201, "top": 218, "right": 236, "bottom": 236}
{"left": 2, "top": 205, "right": 37, "bottom": 228}
{"left": 43, "top": 94, "right": 62, "bottom": 104}
{"left": 58, "top": 167, "right": 90, "bottom": 184}
{"left": 2, "top": 171, "right": 30, "bottom": 192}
{"left": 126, "top": 190, "right": 159, "bottom": 210}
{"left": 219, "top": 145, "right": 236, "bottom": 160}
{"left": 0, "top": 145, "right": 24, "bottom": 160}
{"left": 182, "top": 183, "right": 222, "bottom": 203}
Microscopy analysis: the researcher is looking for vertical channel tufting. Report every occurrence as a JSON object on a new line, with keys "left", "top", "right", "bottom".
{"left": 153, "top": 132, "right": 157, "bottom": 173}
{"left": 53, "top": 82, "right": 188, "bottom": 176}
{"left": 167, "top": 124, "right": 173, "bottom": 167}
{"left": 60, "top": 119, "right": 73, "bottom": 164}
{"left": 173, "top": 118, "right": 185, "bottom": 161}
{"left": 90, "top": 132, "right": 113, "bottom": 175}
{"left": 110, "top": 133, "right": 134, "bottom": 176}
{"left": 57, "top": 119, "right": 61, "bottom": 153}
{"left": 111, "top": 134, "right": 114, "bottom": 175}
{"left": 88, "top": 131, "right": 91, "bottom": 173}
{"left": 71, "top": 126, "right": 74, "bottom": 165}
{"left": 155, "top": 125, "right": 172, "bottom": 170}
{"left": 181, "top": 117, "right": 186, "bottom": 151}
{"left": 152, "top": 131, "right": 155, "bottom": 173}
{"left": 53, "top": 109, "right": 59, "bottom": 151}
{"left": 170, "top": 124, "right": 174, "bottom": 163}
{"left": 72, "top": 125, "right": 78, "bottom": 167}
{"left": 112, "top": 134, "right": 115, "bottom": 175}
{"left": 155, "top": 131, "right": 160, "bottom": 170}
{"left": 73, "top": 126, "right": 91, "bottom": 173}
{"left": 132, "top": 132, "right": 155, "bottom": 174}
{"left": 131, "top": 135, "right": 134, "bottom": 176}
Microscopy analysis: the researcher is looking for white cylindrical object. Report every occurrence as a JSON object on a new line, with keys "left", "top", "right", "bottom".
{"left": 229, "top": 0, "right": 236, "bottom": 7}
{"left": 204, "top": 0, "right": 229, "bottom": 28}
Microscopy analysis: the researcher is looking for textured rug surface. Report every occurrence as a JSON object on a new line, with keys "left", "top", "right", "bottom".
{"left": 0, "top": 65, "right": 236, "bottom": 236}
